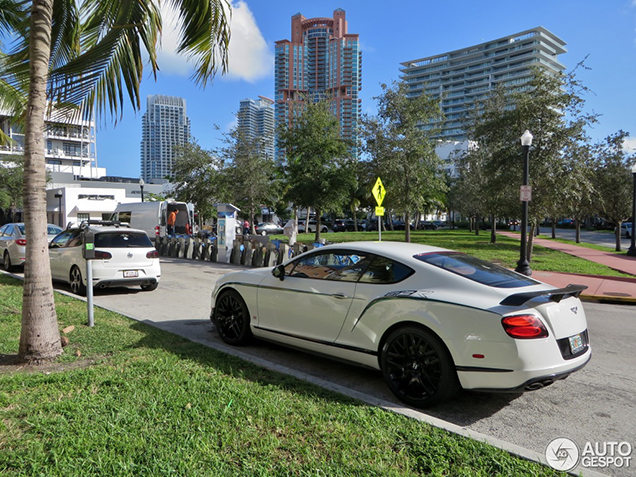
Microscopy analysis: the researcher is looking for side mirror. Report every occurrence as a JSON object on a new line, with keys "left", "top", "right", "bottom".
{"left": 272, "top": 264, "right": 285, "bottom": 281}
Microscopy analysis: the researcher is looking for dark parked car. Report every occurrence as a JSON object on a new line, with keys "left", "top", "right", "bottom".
{"left": 254, "top": 222, "right": 284, "bottom": 236}
{"left": 333, "top": 219, "right": 356, "bottom": 232}
{"left": 421, "top": 221, "right": 439, "bottom": 230}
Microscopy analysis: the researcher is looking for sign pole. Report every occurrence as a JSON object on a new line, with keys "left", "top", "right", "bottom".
{"left": 86, "top": 259, "right": 94, "bottom": 327}
{"left": 378, "top": 216, "right": 381, "bottom": 242}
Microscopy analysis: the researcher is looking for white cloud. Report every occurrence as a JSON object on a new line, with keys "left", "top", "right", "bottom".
{"left": 156, "top": 1, "right": 272, "bottom": 82}
{"left": 623, "top": 136, "right": 636, "bottom": 153}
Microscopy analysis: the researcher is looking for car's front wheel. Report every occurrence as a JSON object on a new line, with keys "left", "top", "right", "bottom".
{"left": 2, "top": 251, "right": 14, "bottom": 272}
{"left": 69, "top": 265, "right": 87, "bottom": 296}
{"left": 213, "top": 289, "right": 252, "bottom": 345}
{"left": 380, "top": 326, "right": 459, "bottom": 408}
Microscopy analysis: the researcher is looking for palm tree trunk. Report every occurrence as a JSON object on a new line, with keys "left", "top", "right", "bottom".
{"left": 18, "top": 0, "right": 62, "bottom": 363}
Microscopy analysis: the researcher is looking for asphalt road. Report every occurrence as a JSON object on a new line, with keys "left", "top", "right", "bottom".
{"left": 76, "top": 257, "right": 636, "bottom": 476}
{"left": 537, "top": 227, "right": 631, "bottom": 250}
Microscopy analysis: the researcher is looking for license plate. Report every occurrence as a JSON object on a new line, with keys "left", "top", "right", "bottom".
{"left": 123, "top": 270, "right": 139, "bottom": 278}
{"left": 569, "top": 334, "right": 584, "bottom": 354}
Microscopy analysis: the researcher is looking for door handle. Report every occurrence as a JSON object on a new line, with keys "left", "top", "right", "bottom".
{"left": 332, "top": 293, "right": 350, "bottom": 299}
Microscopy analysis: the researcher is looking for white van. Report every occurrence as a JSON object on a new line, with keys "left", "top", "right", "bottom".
{"left": 110, "top": 200, "right": 194, "bottom": 242}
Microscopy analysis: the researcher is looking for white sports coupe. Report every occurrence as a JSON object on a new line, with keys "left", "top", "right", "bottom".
{"left": 210, "top": 241, "right": 591, "bottom": 408}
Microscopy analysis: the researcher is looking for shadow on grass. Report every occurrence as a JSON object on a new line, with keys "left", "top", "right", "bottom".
{"left": 126, "top": 316, "right": 523, "bottom": 426}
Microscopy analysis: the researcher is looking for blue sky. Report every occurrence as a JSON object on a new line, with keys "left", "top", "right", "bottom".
{"left": 96, "top": 0, "right": 636, "bottom": 177}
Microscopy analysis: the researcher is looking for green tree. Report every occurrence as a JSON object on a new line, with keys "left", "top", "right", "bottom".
{"left": 0, "top": 156, "right": 23, "bottom": 214}
{"left": 463, "top": 66, "right": 597, "bottom": 260}
{"left": 217, "top": 127, "right": 277, "bottom": 233}
{"left": 593, "top": 131, "right": 635, "bottom": 251}
{"left": 278, "top": 99, "right": 356, "bottom": 242}
{"left": 172, "top": 140, "right": 227, "bottom": 227}
{"left": 1, "top": 0, "right": 230, "bottom": 363}
{"left": 362, "top": 81, "right": 445, "bottom": 242}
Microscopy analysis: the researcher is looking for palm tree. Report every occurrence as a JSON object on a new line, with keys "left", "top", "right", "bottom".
{"left": 1, "top": 0, "right": 231, "bottom": 363}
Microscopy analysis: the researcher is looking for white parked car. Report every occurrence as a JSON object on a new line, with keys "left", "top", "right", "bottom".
{"left": 210, "top": 241, "right": 591, "bottom": 408}
{"left": 620, "top": 222, "right": 633, "bottom": 238}
{"left": 0, "top": 223, "right": 63, "bottom": 271}
{"left": 49, "top": 222, "right": 161, "bottom": 295}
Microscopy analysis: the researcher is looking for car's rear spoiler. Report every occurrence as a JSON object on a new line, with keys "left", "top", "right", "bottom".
{"left": 500, "top": 284, "right": 588, "bottom": 307}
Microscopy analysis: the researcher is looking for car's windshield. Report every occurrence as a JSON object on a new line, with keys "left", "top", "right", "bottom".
{"left": 414, "top": 252, "right": 539, "bottom": 288}
{"left": 95, "top": 232, "right": 152, "bottom": 248}
{"left": 47, "top": 225, "right": 63, "bottom": 235}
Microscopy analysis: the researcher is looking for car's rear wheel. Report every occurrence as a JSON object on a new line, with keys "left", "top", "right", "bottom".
{"left": 3, "top": 251, "right": 14, "bottom": 272}
{"left": 141, "top": 282, "right": 159, "bottom": 291}
{"left": 380, "top": 326, "right": 459, "bottom": 408}
{"left": 213, "top": 289, "right": 252, "bottom": 345}
{"left": 69, "top": 266, "right": 87, "bottom": 296}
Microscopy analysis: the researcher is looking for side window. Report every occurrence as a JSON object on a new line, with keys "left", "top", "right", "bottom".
{"left": 50, "top": 231, "right": 75, "bottom": 248}
{"left": 0, "top": 225, "right": 6, "bottom": 236}
{"left": 289, "top": 251, "right": 370, "bottom": 282}
{"left": 4, "top": 225, "right": 15, "bottom": 236}
{"left": 359, "top": 256, "right": 414, "bottom": 284}
{"left": 66, "top": 231, "right": 83, "bottom": 247}
{"left": 118, "top": 211, "right": 131, "bottom": 224}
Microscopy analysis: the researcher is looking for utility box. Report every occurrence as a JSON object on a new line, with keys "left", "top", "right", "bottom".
{"left": 216, "top": 204, "right": 240, "bottom": 263}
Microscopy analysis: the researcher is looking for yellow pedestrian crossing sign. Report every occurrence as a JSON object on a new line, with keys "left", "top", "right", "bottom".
{"left": 372, "top": 177, "right": 386, "bottom": 206}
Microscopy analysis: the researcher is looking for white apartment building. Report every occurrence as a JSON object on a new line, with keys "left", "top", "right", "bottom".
{"left": 400, "top": 26, "right": 567, "bottom": 141}
{"left": 238, "top": 96, "right": 275, "bottom": 160}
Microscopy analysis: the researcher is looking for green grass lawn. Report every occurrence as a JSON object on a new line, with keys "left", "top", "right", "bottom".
{"left": 282, "top": 229, "right": 633, "bottom": 278}
{"left": 0, "top": 275, "right": 564, "bottom": 476}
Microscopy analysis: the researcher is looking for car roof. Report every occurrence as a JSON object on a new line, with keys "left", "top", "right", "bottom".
{"left": 317, "top": 241, "right": 450, "bottom": 262}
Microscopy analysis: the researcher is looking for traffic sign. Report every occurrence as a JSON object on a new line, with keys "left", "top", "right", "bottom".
{"left": 375, "top": 206, "right": 385, "bottom": 216}
{"left": 520, "top": 185, "right": 532, "bottom": 202}
{"left": 372, "top": 177, "right": 386, "bottom": 206}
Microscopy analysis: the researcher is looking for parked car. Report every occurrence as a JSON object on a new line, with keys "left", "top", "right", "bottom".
{"left": 254, "top": 222, "right": 284, "bottom": 236}
{"left": 49, "top": 221, "right": 161, "bottom": 295}
{"left": 620, "top": 222, "right": 633, "bottom": 238}
{"left": 333, "top": 219, "right": 356, "bottom": 232}
{"left": 210, "top": 241, "right": 591, "bottom": 408}
{"left": 298, "top": 220, "right": 329, "bottom": 233}
{"left": 421, "top": 221, "right": 439, "bottom": 230}
{"left": 0, "top": 223, "right": 63, "bottom": 271}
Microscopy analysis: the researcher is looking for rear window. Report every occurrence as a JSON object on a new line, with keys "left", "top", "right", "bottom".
{"left": 414, "top": 252, "right": 539, "bottom": 288}
{"left": 95, "top": 232, "right": 152, "bottom": 248}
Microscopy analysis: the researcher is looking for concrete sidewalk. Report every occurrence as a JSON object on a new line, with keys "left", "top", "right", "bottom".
{"left": 498, "top": 231, "right": 636, "bottom": 304}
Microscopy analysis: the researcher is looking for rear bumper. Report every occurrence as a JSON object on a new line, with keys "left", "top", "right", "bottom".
{"left": 93, "top": 277, "right": 159, "bottom": 289}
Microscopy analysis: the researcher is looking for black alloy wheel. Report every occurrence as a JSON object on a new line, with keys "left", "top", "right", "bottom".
{"left": 380, "top": 326, "right": 459, "bottom": 408}
{"left": 213, "top": 290, "right": 252, "bottom": 345}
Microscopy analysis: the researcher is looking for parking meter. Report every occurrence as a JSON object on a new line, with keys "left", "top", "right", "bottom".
{"left": 82, "top": 228, "right": 95, "bottom": 259}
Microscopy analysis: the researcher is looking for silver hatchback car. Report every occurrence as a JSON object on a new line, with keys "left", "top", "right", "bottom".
{"left": 0, "top": 222, "right": 63, "bottom": 271}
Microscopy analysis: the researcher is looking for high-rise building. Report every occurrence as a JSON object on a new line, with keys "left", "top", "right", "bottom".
{"left": 141, "top": 95, "right": 190, "bottom": 182}
{"left": 400, "top": 27, "right": 566, "bottom": 141}
{"left": 237, "top": 96, "right": 275, "bottom": 160}
{"left": 274, "top": 8, "right": 362, "bottom": 160}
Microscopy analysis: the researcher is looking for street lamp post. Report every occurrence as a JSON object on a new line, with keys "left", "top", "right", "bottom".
{"left": 54, "top": 189, "right": 63, "bottom": 227}
{"left": 139, "top": 178, "right": 145, "bottom": 202}
{"left": 515, "top": 130, "right": 533, "bottom": 276}
{"left": 627, "top": 164, "right": 636, "bottom": 256}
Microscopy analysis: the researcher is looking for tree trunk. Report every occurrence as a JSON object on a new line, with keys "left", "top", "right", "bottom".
{"left": 575, "top": 218, "right": 581, "bottom": 243}
{"left": 315, "top": 208, "right": 321, "bottom": 243}
{"left": 405, "top": 211, "right": 411, "bottom": 243}
{"left": 551, "top": 219, "right": 556, "bottom": 239}
{"left": 490, "top": 214, "right": 496, "bottom": 244}
{"left": 474, "top": 214, "right": 480, "bottom": 236}
{"left": 527, "top": 222, "right": 536, "bottom": 262}
{"left": 19, "top": 0, "right": 63, "bottom": 363}
{"left": 615, "top": 223, "right": 622, "bottom": 252}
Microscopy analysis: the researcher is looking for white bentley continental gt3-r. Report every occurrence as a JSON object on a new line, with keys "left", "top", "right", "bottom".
{"left": 210, "top": 241, "right": 591, "bottom": 408}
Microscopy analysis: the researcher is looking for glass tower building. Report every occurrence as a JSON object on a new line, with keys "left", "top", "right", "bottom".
{"left": 274, "top": 8, "right": 362, "bottom": 160}
{"left": 400, "top": 27, "right": 566, "bottom": 141}
{"left": 141, "top": 95, "right": 191, "bottom": 182}
{"left": 237, "top": 96, "right": 275, "bottom": 160}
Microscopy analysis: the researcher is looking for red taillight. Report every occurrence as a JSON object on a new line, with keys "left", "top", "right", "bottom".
{"left": 16, "top": 239, "right": 27, "bottom": 246}
{"left": 502, "top": 315, "right": 549, "bottom": 339}
{"left": 94, "top": 251, "right": 112, "bottom": 260}
{"left": 146, "top": 250, "right": 159, "bottom": 259}
{"left": 155, "top": 226, "right": 160, "bottom": 236}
